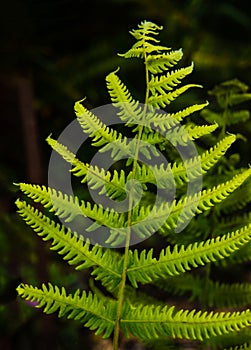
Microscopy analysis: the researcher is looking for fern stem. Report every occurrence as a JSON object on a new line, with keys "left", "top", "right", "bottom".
{"left": 113, "top": 234, "right": 130, "bottom": 349}
{"left": 113, "top": 37, "right": 151, "bottom": 350}
{"left": 144, "top": 49, "right": 150, "bottom": 106}
{"left": 113, "top": 125, "right": 145, "bottom": 349}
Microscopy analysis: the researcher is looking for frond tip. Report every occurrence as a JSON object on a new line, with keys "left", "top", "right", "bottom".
{"left": 119, "top": 20, "right": 170, "bottom": 59}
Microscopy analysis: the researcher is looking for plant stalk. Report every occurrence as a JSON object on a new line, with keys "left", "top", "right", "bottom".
{"left": 113, "top": 37, "right": 150, "bottom": 350}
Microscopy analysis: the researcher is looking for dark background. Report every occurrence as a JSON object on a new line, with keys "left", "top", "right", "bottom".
{"left": 0, "top": 0, "right": 251, "bottom": 349}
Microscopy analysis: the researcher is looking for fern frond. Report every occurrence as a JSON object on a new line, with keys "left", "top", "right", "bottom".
{"left": 158, "top": 274, "right": 251, "bottom": 308}
{"left": 202, "top": 109, "right": 250, "bottom": 127}
{"left": 17, "top": 182, "right": 84, "bottom": 221}
{"left": 171, "top": 134, "right": 236, "bottom": 185}
{"left": 131, "top": 166, "right": 251, "bottom": 237}
{"left": 133, "top": 134, "right": 235, "bottom": 189}
{"left": 15, "top": 19, "right": 251, "bottom": 350}
{"left": 119, "top": 40, "right": 169, "bottom": 60}
{"left": 17, "top": 183, "right": 127, "bottom": 230}
{"left": 149, "top": 63, "right": 194, "bottom": 95}
{"left": 75, "top": 101, "right": 158, "bottom": 160}
{"left": 129, "top": 20, "right": 163, "bottom": 41}
{"left": 223, "top": 243, "right": 251, "bottom": 265}
{"left": 198, "top": 134, "right": 236, "bottom": 168}
{"left": 119, "top": 21, "right": 170, "bottom": 59}
{"left": 74, "top": 100, "right": 141, "bottom": 160}
{"left": 141, "top": 123, "right": 218, "bottom": 148}
{"left": 74, "top": 100, "right": 124, "bottom": 147}
{"left": 127, "top": 224, "right": 251, "bottom": 286}
{"left": 140, "top": 102, "right": 208, "bottom": 133}
{"left": 206, "top": 281, "right": 251, "bottom": 308}
{"left": 216, "top": 178, "right": 251, "bottom": 214}
{"left": 101, "top": 202, "right": 173, "bottom": 243}
{"left": 106, "top": 70, "right": 143, "bottom": 124}
{"left": 138, "top": 126, "right": 217, "bottom": 160}
{"left": 185, "top": 122, "right": 218, "bottom": 140}
{"left": 47, "top": 135, "right": 127, "bottom": 200}
{"left": 194, "top": 167, "right": 251, "bottom": 214}
{"left": 148, "top": 84, "right": 202, "bottom": 108}
{"left": 170, "top": 102, "right": 209, "bottom": 122}
{"left": 118, "top": 46, "right": 146, "bottom": 59}
{"left": 146, "top": 49, "right": 183, "bottom": 74}
{"left": 163, "top": 123, "right": 218, "bottom": 146}
{"left": 15, "top": 200, "right": 122, "bottom": 290}
{"left": 100, "top": 136, "right": 159, "bottom": 161}
{"left": 17, "top": 283, "right": 116, "bottom": 338}
{"left": 121, "top": 303, "right": 251, "bottom": 341}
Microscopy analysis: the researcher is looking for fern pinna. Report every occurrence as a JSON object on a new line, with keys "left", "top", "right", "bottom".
{"left": 16, "top": 21, "right": 251, "bottom": 349}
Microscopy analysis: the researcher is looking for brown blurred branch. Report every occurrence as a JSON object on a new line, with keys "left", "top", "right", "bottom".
{"left": 17, "top": 74, "right": 57, "bottom": 348}
{"left": 17, "top": 75, "right": 43, "bottom": 184}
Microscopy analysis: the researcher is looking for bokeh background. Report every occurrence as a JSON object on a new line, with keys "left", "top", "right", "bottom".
{"left": 1, "top": 0, "right": 251, "bottom": 349}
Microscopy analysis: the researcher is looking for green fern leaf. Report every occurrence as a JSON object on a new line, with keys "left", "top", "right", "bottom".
{"left": 16, "top": 183, "right": 127, "bottom": 230}
{"left": 127, "top": 224, "right": 251, "bottom": 286}
{"left": 75, "top": 102, "right": 158, "bottom": 160}
{"left": 17, "top": 183, "right": 84, "bottom": 222}
{"left": 148, "top": 84, "right": 202, "bottom": 108}
{"left": 15, "top": 199, "right": 122, "bottom": 290}
{"left": 149, "top": 63, "right": 194, "bottom": 94}
{"left": 130, "top": 166, "right": 251, "bottom": 237}
{"left": 170, "top": 102, "right": 209, "bottom": 122}
{"left": 171, "top": 134, "right": 236, "bottom": 186}
{"left": 129, "top": 20, "right": 163, "bottom": 41}
{"left": 163, "top": 168, "right": 249, "bottom": 231}
{"left": 140, "top": 102, "right": 208, "bottom": 131}
{"left": 202, "top": 109, "right": 250, "bottom": 127}
{"left": 221, "top": 242, "right": 251, "bottom": 265}
{"left": 119, "top": 40, "right": 169, "bottom": 59}
{"left": 158, "top": 274, "right": 251, "bottom": 308}
{"left": 133, "top": 134, "right": 235, "bottom": 189}
{"left": 106, "top": 70, "right": 143, "bottom": 124}
{"left": 196, "top": 167, "right": 251, "bottom": 212}
{"left": 164, "top": 123, "right": 218, "bottom": 146}
{"left": 146, "top": 49, "right": 183, "bottom": 74}
{"left": 216, "top": 177, "right": 251, "bottom": 214}
{"left": 119, "top": 21, "right": 170, "bottom": 59}
{"left": 121, "top": 303, "right": 251, "bottom": 341}
{"left": 46, "top": 135, "right": 127, "bottom": 200}
{"left": 17, "top": 283, "right": 116, "bottom": 338}
{"left": 206, "top": 281, "right": 251, "bottom": 308}
{"left": 74, "top": 100, "right": 124, "bottom": 147}
{"left": 185, "top": 122, "right": 218, "bottom": 140}
{"left": 140, "top": 122, "right": 218, "bottom": 148}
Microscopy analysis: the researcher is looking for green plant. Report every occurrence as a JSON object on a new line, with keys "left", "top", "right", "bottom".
{"left": 15, "top": 21, "right": 251, "bottom": 349}
{"left": 201, "top": 78, "right": 251, "bottom": 138}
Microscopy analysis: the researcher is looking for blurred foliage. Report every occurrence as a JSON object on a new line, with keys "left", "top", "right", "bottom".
{"left": 200, "top": 79, "right": 251, "bottom": 165}
{"left": 0, "top": 0, "right": 250, "bottom": 348}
